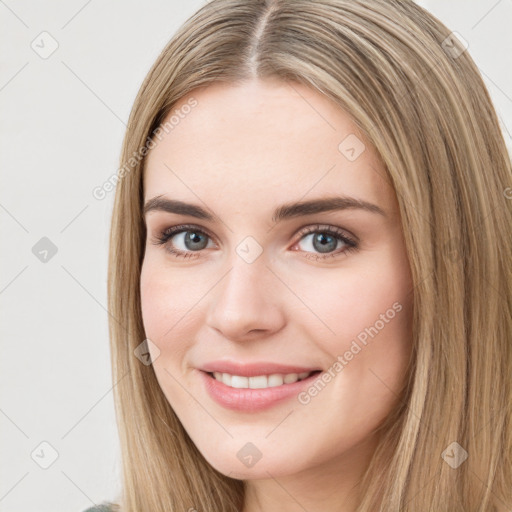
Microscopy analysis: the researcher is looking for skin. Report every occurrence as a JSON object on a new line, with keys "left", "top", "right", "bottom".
{"left": 140, "top": 78, "right": 414, "bottom": 512}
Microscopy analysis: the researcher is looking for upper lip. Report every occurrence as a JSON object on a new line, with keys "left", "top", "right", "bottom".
{"left": 199, "top": 360, "right": 322, "bottom": 377}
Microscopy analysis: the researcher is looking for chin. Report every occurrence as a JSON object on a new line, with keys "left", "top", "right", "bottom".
{"left": 200, "top": 444, "right": 303, "bottom": 480}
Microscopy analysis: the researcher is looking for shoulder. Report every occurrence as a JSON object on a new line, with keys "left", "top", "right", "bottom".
{"left": 82, "top": 504, "right": 116, "bottom": 512}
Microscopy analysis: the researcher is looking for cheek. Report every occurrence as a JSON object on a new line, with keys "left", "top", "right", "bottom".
{"left": 296, "top": 248, "right": 413, "bottom": 394}
{"left": 140, "top": 262, "right": 168, "bottom": 339}
{"left": 299, "top": 262, "right": 411, "bottom": 344}
{"left": 140, "top": 256, "right": 218, "bottom": 379}
{"left": 337, "top": 275, "right": 409, "bottom": 341}
{"left": 139, "top": 259, "right": 189, "bottom": 360}
{"left": 139, "top": 261, "right": 195, "bottom": 404}
{"left": 140, "top": 256, "right": 200, "bottom": 339}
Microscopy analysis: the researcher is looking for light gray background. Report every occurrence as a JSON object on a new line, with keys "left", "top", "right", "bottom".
{"left": 1, "top": 1, "right": 510, "bottom": 511}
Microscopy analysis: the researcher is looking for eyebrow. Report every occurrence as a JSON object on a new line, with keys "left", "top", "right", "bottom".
{"left": 143, "top": 195, "right": 386, "bottom": 223}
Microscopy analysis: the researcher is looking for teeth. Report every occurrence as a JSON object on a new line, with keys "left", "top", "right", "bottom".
{"left": 248, "top": 375, "right": 267, "bottom": 389}
{"left": 221, "top": 373, "right": 231, "bottom": 386}
{"left": 212, "top": 371, "right": 314, "bottom": 389}
{"left": 268, "top": 374, "right": 285, "bottom": 387}
{"left": 231, "top": 375, "right": 248, "bottom": 388}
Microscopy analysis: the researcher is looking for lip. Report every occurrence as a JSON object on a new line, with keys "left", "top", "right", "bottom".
{"left": 197, "top": 368, "right": 323, "bottom": 413}
{"left": 199, "top": 360, "right": 322, "bottom": 377}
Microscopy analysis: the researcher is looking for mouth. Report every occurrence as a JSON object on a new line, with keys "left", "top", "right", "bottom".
{"left": 205, "top": 370, "right": 322, "bottom": 389}
{"left": 199, "top": 368, "right": 323, "bottom": 412}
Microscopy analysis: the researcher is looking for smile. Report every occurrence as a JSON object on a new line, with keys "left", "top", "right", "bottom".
{"left": 199, "top": 369, "right": 323, "bottom": 413}
{"left": 209, "top": 371, "right": 318, "bottom": 389}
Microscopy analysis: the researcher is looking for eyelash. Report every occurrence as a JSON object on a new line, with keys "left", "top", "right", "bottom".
{"left": 151, "top": 223, "right": 358, "bottom": 261}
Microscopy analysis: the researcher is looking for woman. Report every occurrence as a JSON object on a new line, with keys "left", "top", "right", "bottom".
{"left": 87, "top": 0, "right": 512, "bottom": 510}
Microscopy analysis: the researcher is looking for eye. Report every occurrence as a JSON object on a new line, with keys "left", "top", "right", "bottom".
{"left": 151, "top": 224, "right": 215, "bottom": 259}
{"left": 151, "top": 223, "right": 358, "bottom": 260}
{"left": 292, "top": 224, "right": 358, "bottom": 260}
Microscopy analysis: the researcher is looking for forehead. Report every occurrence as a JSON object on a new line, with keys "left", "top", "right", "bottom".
{"left": 144, "top": 79, "right": 395, "bottom": 217}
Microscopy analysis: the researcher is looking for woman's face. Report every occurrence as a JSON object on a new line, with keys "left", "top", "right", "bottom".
{"left": 141, "top": 79, "right": 413, "bottom": 484}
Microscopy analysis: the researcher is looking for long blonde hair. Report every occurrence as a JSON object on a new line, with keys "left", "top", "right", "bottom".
{"left": 104, "top": 1, "right": 512, "bottom": 510}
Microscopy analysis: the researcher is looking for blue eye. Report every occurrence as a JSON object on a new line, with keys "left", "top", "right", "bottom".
{"left": 152, "top": 223, "right": 358, "bottom": 260}
{"left": 153, "top": 224, "right": 213, "bottom": 259}
{"left": 294, "top": 224, "right": 358, "bottom": 260}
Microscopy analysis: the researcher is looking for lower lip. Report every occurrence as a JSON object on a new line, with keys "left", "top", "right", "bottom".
{"left": 198, "top": 369, "right": 322, "bottom": 412}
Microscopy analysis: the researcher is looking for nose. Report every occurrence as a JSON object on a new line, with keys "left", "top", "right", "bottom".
{"left": 205, "top": 254, "right": 285, "bottom": 341}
